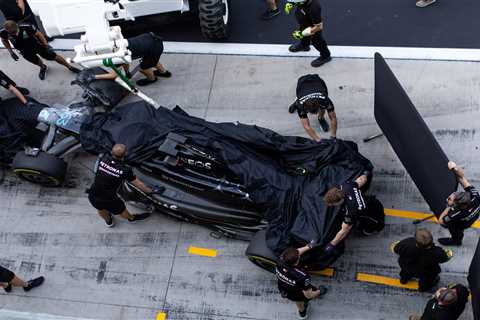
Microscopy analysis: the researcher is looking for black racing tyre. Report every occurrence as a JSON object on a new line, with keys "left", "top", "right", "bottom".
{"left": 12, "top": 151, "right": 67, "bottom": 187}
{"left": 198, "top": 0, "right": 230, "bottom": 40}
{"left": 245, "top": 230, "right": 279, "bottom": 274}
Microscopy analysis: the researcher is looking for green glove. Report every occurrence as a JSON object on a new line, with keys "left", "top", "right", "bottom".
{"left": 285, "top": 2, "right": 294, "bottom": 14}
{"left": 292, "top": 30, "right": 304, "bottom": 40}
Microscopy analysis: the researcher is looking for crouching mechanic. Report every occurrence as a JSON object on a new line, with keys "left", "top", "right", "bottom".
{"left": 87, "top": 144, "right": 161, "bottom": 227}
{"left": 322, "top": 171, "right": 371, "bottom": 255}
{"left": 276, "top": 243, "right": 328, "bottom": 319}
{"left": 0, "top": 69, "right": 28, "bottom": 104}
{"left": 289, "top": 74, "right": 337, "bottom": 142}
{"left": 90, "top": 32, "right": 171, "bottom": 87}
{"left": 392, "top": 228, "right": 452, "bottom": 292}
{"left": 438, "top": 161, "right": 480, "bottom": 246}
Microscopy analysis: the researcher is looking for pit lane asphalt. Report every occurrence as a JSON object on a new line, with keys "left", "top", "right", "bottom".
{"left": 0, "top": 50, "right": 478, "bottom": 320}
{"left": 2, "top": 0, "right": 480, "bottom": 48}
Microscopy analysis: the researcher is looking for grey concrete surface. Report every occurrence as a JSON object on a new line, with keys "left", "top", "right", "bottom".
{"left": 0, "top": 50, "right": 479, "bottom": 320}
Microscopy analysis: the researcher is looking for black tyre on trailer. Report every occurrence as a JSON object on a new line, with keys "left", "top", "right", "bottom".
{"left": 12, "top": 151, "right": 67, "bottom": 187}
{"left": 197, "top": 0, "right": 230, "bottom": 40}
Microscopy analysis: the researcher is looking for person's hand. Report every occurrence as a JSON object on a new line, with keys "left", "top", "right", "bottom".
{"left": 330, "top": 136, "right": 337, "bottom": 141}
{"left": 10, "top": 52, "right": 19, "bottom": 61}
{"left": 285, "top": 2, "right": 295, "bottom": 14}
{"left": 307, "top": 239, "right": 317, "bottom": 249}
{"left": 444, "top": 248, "right": 454, "bottom": 259}
{"left": 292, "top": 30, "right": 304, "bottom": 40}
{"left": 448, "top": 161, "right": 457, "bottom": 170}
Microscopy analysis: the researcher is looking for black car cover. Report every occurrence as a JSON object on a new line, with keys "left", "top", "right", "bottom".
{"left": 80, "top": 102, "right": 373, "bottom": 253}
{"left": 0, "top": 98, "right": 43, "bottom": 164}
{"left": 374, "top": 53, "right": 457, "bottom": 215}
{"left": 469, "top": 238, "right": 480, "bottom": 320}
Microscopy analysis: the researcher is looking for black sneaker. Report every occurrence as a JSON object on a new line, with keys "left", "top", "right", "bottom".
{"left": 68, "top": 66, "right": 81, "bottom": 74}
{"left": 289, "top": 43, "right": 311, "bottom": 53}
{"left": 105, "top": 214, "right": 115, "bottom": 228}
{"left": 154, "top": 70, "right": 172, "bottom": 78}
{"left": 4, "top": 284, "right": 12, "bottom": 293}
{"left": 136, "top": 77, "right": 158, "bottom": 87}
{"left": 311, "top": 56, "right": 332, "bottom": 68}
{"left": 261, "top": 8, "right": 280, "bottom": 20}
{"left": 39, "top": 66, "right": 48, "bottom": 80}
{"left": 318, "top": 117, "right": 330, "bottom": 132}
{"left": 17, "top": 87, "right": 30, "bottom": 95}
{"left": 23, "top": 276, "right": 45, "bottom": 292}
{"left": 128, "top": 212, "right": 151, "bottom": 222}
{"left": 298, "top": 301, "right": 309, "bottom": 319}
{"left": 438, "top": 237, "right": 462, "bottom": 246}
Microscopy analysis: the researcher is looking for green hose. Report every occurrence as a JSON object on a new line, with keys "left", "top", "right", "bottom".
{"left": 102, "top": 58, "right": 134, "bottom": 90}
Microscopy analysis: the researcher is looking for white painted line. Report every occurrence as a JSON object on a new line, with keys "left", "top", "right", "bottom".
{"left": 3, "top": 39, "right": 480, "bottom": 62}
{"left": 0, "top": 310, "right": 99, "bottom": 320}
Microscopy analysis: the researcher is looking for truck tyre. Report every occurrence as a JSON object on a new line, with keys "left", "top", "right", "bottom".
{"left": 12, "top": 151, "right": 67, "bottom": 187}
{"left": 245, "top": 230, "right": 279, "bottom": 274}
{"left": 198, "top": 0, "right": 230, "bottom": 40}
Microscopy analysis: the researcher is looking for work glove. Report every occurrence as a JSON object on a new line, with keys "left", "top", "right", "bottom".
{"left": 284, "top": 2, "right": 295, "bottom": 14}
{"left": 292, "top": 30, "right": 304, "bottom": 40}
{"left": 323, "top": 242, "right": 337, "bottom": 255}
{"left": 150, "top": 186, "right": 165, "bottom": 195}
{"left": 10, "top": 52, "right": 19, "bottom": 61}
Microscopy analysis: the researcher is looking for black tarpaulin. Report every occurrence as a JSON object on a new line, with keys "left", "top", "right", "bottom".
{"left": 0, "top": 98, "right": 43, "bottom": 164}
{"left": 374, "top": 53, "right": 457, "bottom": 216}
{"left": 80, "top": 102, "right": 372, "bottom": 253}
{"left": 469, "top": 238, "right": 480, "bottom": 320}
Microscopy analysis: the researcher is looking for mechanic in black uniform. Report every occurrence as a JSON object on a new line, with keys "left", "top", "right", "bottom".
{"left": 0, "top": 0, "right": 38, "bottom": 28}
{"left": 437, "top": 161, "right": 480, "bottom": 246}
{"left": 0, "top": 264, "right": 44, "bottom": 293}
{"left": 0, "top": 21, "right": 79, "bottom": 80}
{"left": 276, "top": 243, "right": 328, "bottom": 319}
{"left": 391, "top": 228, "right": 452, "bottom": 292}
{"left": 409, "top": 284, "right": 469, "bottom": 320}
{"left": 91, "top": 32, "right": 171, "bottom": 87}
{"left": 285, "top": 0, "right": 331, "bottom": 68}
{"left": 288, "top": 74, "right": 337, "bottom": 142}
{"left": 88, "top": 144, "right": 159, "bottom": 227}
{"left": 0, "top": 69, "right": 28, "bottom": 104}
{"left": 323, "top": 172, "right": 370, "bottom": 255}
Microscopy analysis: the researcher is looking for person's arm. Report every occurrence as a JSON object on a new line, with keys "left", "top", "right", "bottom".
{"left": 17, "top": 0, "right": 26, "bottom": 15}
{"left": 437, "top": 207, "right": 450, "bottom": 225}
{"left": 2, "top": 38, "right": 14, "bottom": 53}
{"left": 328, "top": 111, "right": 337, "bottom": 138}
{"left": 303, "top": 287, "right": 322, "bottom": 299}
{"left": 330, "top": 222, "right": 353, "bottom": 246}
{"left": 448, "top": 161, "right": 471, "bottom": 189}
{"left": 95, "top": 70, "right": 118, "bottom": 81}
{"left": 131, "top": 178, "right": 153, "bottom": 194}
{"left": 8, "top": 84, "right": 27, "bottom": 104}
{"left": 305, "top": 22, "right": 323, "bottom": 35}
{"left": 300, "top": 118, "right": 321, "bottom": 142}
{"left": 34, "top": 31, "right": 48, "bottom": 47}
{"left": 297, "top": 243, "right": 315, "bottom": 256}
{"left": 354, "top": 175, "right": 369, "bottom": 189}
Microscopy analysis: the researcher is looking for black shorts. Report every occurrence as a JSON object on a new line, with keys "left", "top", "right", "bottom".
{"left": 21, "top": 46, "right": 57, "bottom": 64}
{"left": 140, "top": 41, "right": 163, "bottom": 70}
{"left": 0, "top": 265, "right": 15, "bottom": 283}
{"left": 88, "top": 194, "right": 126, "bottom": 215}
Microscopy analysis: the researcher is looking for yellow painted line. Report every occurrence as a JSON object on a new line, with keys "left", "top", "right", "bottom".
{"left": 356, "top": 272, "right": 419, "bottom": 290}
{"left": 384, "top": 208, "right": 480, "bottom": 229}
{"left": 309, "top": 268, "right": 335, "bottom": 277}
{"left": 188, "top": 246, "right": 217, "bottom": 257}
{"left": 156, "top": 312, "right": 166, "bottom": 320}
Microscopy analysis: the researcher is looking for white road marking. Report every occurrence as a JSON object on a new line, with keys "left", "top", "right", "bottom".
{"left": 12, "top": 39, "right": 480, "bottom": 62}
{"left": 0, "top": 310, "right": 98, "bottom": 320}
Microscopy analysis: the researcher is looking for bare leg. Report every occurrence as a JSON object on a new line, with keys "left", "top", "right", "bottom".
{"left": 54, "top": 55, "right": 74, "bottom": 69}
{"left": 139, "top": 69, "right": 156, "bottom": 81}
{"left": 266, "top": 0, "right": 278, "bottom": 10}
{"left": 295, "top": 301, "right": 306, "bottom": 312}
{"left": 10, "top": 275, "right": 28, "bottom": 288}
{"left": 119, "top": 208, "right": 135, "bottom": 221}
{"left": 154, "top": 63, "right": 167, "bottom": 73}
{"left": 97, "top": 209, "right": 112, "bottom": 223}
